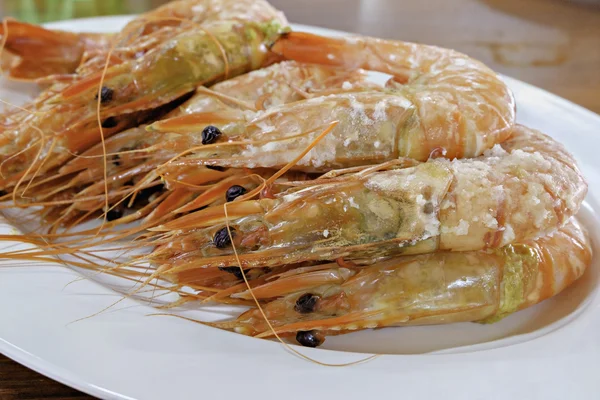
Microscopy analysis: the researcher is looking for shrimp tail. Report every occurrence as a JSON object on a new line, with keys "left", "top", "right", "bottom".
{"left": 270, "top": 31, "right": 350, "bottom": 67}
{"left": 0, "top": 19, "right": 111, "bottom": 81}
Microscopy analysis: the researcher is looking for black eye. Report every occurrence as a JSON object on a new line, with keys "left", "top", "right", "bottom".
{"left": 101, "top": 117, "right": 118, "bottom": 128}
{"left": 106, "top": 208, "right": 122, "bottom": 221}
{"left": 213, "top": 227, "right": 235, "bottom": 248}
{"left": 206, "top": 165, "right": 226, "bottom": 171}
{"left": 96, "top": 86, "right": 114, "bottom": 104}
{"left": 226, "top": 185, "right": 246, "bottom": 202}
{"left": 218, "top": 266, "right": 247, "bottom": 280}
{"left": 294, "top": 293, "right": 319, "bottom": 314}
{"left": 202, "top": 125, "right": 222, "bottom": 145}
{"left": 296, "top": 330, "right": 322, "bottom": 347}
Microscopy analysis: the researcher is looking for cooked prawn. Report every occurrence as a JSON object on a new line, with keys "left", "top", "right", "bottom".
{"left": 150, "top": 28, "right": 516, "bottom": 172}
{"left": 271, "top": 31, "right": 516, "bottom": 161}
{"left": 148, "top": 125, "right": 586, "bottom": 274}
{"left": 212, "top": 218, "right": 591, "bottom": 345}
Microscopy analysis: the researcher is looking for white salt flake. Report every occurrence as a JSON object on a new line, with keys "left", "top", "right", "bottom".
{"left": 373, "top": 100, "right": 388, "bottom": 121}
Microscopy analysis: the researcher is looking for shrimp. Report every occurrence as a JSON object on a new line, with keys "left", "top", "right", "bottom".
{"left": 6, "top": 61, "right": 372, "bottom": 231}
{"left": 0, "top": 18, "right": 286, "bottom": 191}
{"left": 211, "top": 218, "right": 591, "bottom": 345}
{"left": 149, "top": 28, "right": 516, "bottom": 172}
{"left": 0, "top": 0, "right": 287, "bottom": 82}
{"left": 147, "top": 125, "right": 586, "bottom": 274}
{"left": 271, "top": 31, "right": 516, "bottom": 161}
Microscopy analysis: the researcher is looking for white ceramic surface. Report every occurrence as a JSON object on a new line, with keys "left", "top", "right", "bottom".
{"left": 1, "top": 16, "right": 599, "bottom": 400}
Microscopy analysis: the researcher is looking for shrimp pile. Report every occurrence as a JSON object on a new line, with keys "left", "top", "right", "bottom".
{"left": 0, "top": 0, "right": 591, "bottom": 350}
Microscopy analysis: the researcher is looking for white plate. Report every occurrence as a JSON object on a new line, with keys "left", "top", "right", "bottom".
{"left": 1, "top": 16, "right": 600, "bottom": 400}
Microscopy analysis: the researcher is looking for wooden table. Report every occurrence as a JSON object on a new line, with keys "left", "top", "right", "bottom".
{"left": 0, "top": 0, "right": 599, "bottom": 399}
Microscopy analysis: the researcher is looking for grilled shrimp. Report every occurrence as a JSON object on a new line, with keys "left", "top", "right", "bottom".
{"left": 0, "top": 0, "right": 287, "bottom": 81}
{"left": 148, "top": 125, "right": 586, "bottom": 273}
{"left": 0, "top": 18, "right": 286, "bottom": 191}
{"left": 212, "top": 218, "right": 591, "bottom": 345}
{"left": 151, "top": 28, "right": 516, "bottom": 172}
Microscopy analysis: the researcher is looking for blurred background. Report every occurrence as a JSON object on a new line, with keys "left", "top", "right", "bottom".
{"left": 0, "top": 0, "right": 599, "bottom": 399}
{"left": 0, "top": 0, "right": 599, "bottom": 113}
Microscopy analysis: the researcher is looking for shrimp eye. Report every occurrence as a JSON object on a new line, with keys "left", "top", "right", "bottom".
{"left": 202, "top": 125, "right": 222, "bottom": 145}
{"left": 101, "top": 117, "right": 118, "bottom": 128}
{"left": 106, "top": 208, "right": 122, "bottom": 221}
{"left": 294, "top": 293, "right": 319, "bottom": 314}
{"left": 296, "top": 330, "right": 322, "bottom": 347}
{"left": 206, "top": 165, "right": 226, "bottom": 171}
{"left": 226, "top": 185, "right": 247, "bottom": 202}
{"left": 218, "top": 266, "right": 247, "bottom": 280}
{"left": 213, "top": 227, "right": 235, "bottom": 248}
{"left": 96, "top": 86, "right": 114, "bottom": 104}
